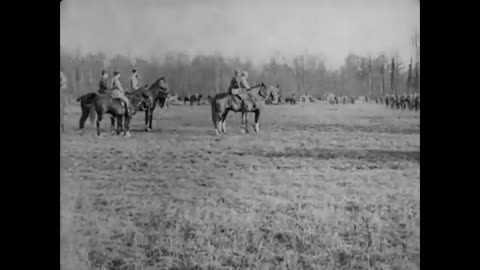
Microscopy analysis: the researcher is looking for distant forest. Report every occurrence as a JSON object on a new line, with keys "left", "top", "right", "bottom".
{"left": 61, "top": 47, "right": 420, "bottom": 99}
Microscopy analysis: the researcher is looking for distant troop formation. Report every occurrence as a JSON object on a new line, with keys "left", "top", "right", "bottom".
{"left": 324, "top": 93, "right": 357, "bottom": 104}
{"left": 384, "top": 93, "right": 420, "bottom": 111}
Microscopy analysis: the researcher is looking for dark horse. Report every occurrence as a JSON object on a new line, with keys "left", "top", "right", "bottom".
{"left": 77, "top": 91, "right": 148, "bottom": 136}
{"left": 188, "top": 93, "right": 203, "bottom": 106}
{"left": 210, "top": 83, "right": 272, "bottom": 135}
{"left": 134, "top": 78, "right": 169, "bottom": 131}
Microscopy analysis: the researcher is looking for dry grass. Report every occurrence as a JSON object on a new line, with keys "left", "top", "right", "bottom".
{"left": 61, "top": 102, "right": 420, "bottom": 270}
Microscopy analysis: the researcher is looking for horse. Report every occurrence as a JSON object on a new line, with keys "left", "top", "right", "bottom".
{"left": 77, "top": 91, "right": 148, "bottom": 137}
{"left": 182, "top": 95, "right": 190, "bottom": 105}
{"left": 210, "top": 83, "right": 272, "bottom": 135}
{"left": 189, "top": 93, "right": 203, "bottom": 106}
{"left": 285, "top": 96, "right": 296, "bottom": 105}
{"left": 135, "top": 78, "right": 169, "bottom": 131}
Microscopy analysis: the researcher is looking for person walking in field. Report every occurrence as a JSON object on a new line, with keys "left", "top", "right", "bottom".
{"left": 98, "top": 70, "right": 109, "bottom": 94}
{"left": 130, "top": 68, "right": 141, "bottom": 91}
{"left": 110, "top": 71, "right": 131, "bottom": 116}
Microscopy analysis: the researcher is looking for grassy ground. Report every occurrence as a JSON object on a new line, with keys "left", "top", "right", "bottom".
{"left": 61, "top": 102, "right": 420, "bottom": 270}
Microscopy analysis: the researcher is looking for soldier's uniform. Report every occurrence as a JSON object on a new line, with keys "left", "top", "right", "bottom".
{"left": 229, "top": 70, "right": 249, "bottom": 109}
{"left": 99, "top": 77, "right": 109, "bottom": 94}
{"left": 110, "top": 74, "right": 131, "bottom": 115}
{"left": 228, "top": 70, "right": 242, "bottom": 96}
{"left": 130, "top": 71, "right": 141, "bottom": 91}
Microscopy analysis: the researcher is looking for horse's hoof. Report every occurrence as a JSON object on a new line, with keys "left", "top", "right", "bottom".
{"left": 215, "top": 130, "right": 220, "bottom": 136}
{"left": 124, "top": 132, "right": 131, "bottom": 138}
{"left": 241, "top": 129, "right": 245, "bottom": 134}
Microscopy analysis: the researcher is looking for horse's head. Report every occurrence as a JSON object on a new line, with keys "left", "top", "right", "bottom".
{"left": 257, "top": 82, "right": 270, "bottom": 99}
{"left": 128, "top": 92, "right": 152, "bottom": 113}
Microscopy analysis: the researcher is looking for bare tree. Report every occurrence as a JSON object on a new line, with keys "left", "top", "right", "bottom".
{"left": 368, "top": 57, "right": 372, "bottom": 97}
{"left": 379, "top": 55, "right": 386, "bottom": 96}
{"left": 407, "top": 58, "right": 413, "bottom": 93}
{"left": 390, "top": 58, "right": 395, "bottom": 94}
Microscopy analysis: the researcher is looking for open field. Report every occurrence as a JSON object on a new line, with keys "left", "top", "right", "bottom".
{"left": 61, "top": 102, "right": 420, "bottom": 270}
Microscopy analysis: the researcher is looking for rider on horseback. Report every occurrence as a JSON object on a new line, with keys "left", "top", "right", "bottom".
{"left": 228, "top": 69, "right": 248, "bottom": 107}
{"left": 240, "top": 71, "right": 250, "bottom": 93}
{"left": 130, "top": 68, "right": 141, "bottom": 91}
{"left": 110, "top": 71, "right": 131, "bottom": 116}
{"left": 98, "top": 70, "right": 109, "bottom": 94}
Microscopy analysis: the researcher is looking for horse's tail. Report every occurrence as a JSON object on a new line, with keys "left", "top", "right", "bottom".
{"left": 210, "top": 95, "right": 219, "bottom": 126}
{"left": 88, "top": 105, "right": 96, "bottom": 126}
{"left": 77, "top": 92, "right": 97, "bottom": 125}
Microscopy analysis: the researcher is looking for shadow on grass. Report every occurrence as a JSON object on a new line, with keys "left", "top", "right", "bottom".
{"left": 279, "top": 123, "right": 419, "bottom": 135}
{"left": 252, "top": 147, "right": 420, "bottom": 163}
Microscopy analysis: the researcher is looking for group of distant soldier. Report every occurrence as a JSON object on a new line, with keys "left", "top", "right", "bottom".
{"left": 384, "top": 93, "right": 420, "bottom": 111}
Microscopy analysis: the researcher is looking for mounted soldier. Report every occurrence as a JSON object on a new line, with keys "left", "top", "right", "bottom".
{"left": 239, "top": 70, "right": 250, "bottom": 97}
{"left": 228, "top": 70, "right": 243, "bottom": 100}
{"left": 130, "top": 68, "right": 141, "bottom": 91}
{"left": 98, "top": 70, "right": 109, "bottom": 94}
{"left": 110, "top": 71, "right": 131, "bottom": 116}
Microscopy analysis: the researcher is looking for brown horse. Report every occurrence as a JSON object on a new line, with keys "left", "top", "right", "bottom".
{"left": 210, "top": 83, "right": 272, "bottom": 135}
{"left": 77, "top": 91, "right": 148, "bottom": 137}
{"left": 133, "top": 78, "right": 169, "bottom": 131}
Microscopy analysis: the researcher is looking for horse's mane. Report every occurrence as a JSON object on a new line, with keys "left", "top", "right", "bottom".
{"left": 246, "top": 83, "right": 266, "bottom": 92}
{"left": 148, "top": 77, "right": 167, "bottom": 90}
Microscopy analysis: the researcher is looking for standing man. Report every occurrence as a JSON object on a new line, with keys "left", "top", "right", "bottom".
{"left": 98, "top": 70, "right": 109, "bottom": 94}
{"left": 110, "top": 71, "right": 131, "bottom": 116}
{"left": 130, "top": 68, "right": 141, "bottom": 91}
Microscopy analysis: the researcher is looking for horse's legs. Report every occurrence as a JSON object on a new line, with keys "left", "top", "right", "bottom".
{"left": 96, "top": 114, "right": 103, "bottom": 136}
{"left": 79, "top": 108, "right": 90, "bottom": 131}
{"left": 124, "top": 116, "right": 131, "bottom": 137}
{"left": 117, "top": 115, "right": 125, "bottom": 135}
{"left": 213, "top": 109, "right": 222, "bottom": 135}
{"left": 220, "top": 110, "right": 229, "bottom": 133}
{"left": 148, "top": 103, "right": 156, "bottom": 131}
{"left": 148, "top": 109, "right": 154, "bottom": 130}
{"left": 144, "top": 110, "right": 150, "bottom": 131}
{"left": 241, "top": 111, "right": 249, "bottom": 134}
{"left": 254, "top": 109, "right": 261, "bottom": 133}
{"left": 110, "top": 117, "right": 117, "bottom": 135}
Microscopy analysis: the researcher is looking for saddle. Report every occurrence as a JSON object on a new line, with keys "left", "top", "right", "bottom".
{"left": 232, "top": 91, "right": 255, "bottom": 111}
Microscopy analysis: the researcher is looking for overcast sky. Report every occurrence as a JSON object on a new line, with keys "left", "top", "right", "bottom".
{"left": 60, "top": 0, "right": 420, "bottom": 69}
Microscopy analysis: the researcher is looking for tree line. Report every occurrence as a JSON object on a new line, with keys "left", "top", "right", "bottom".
{"left": 61, "top": 47, "right": 420, "bottom": 99}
